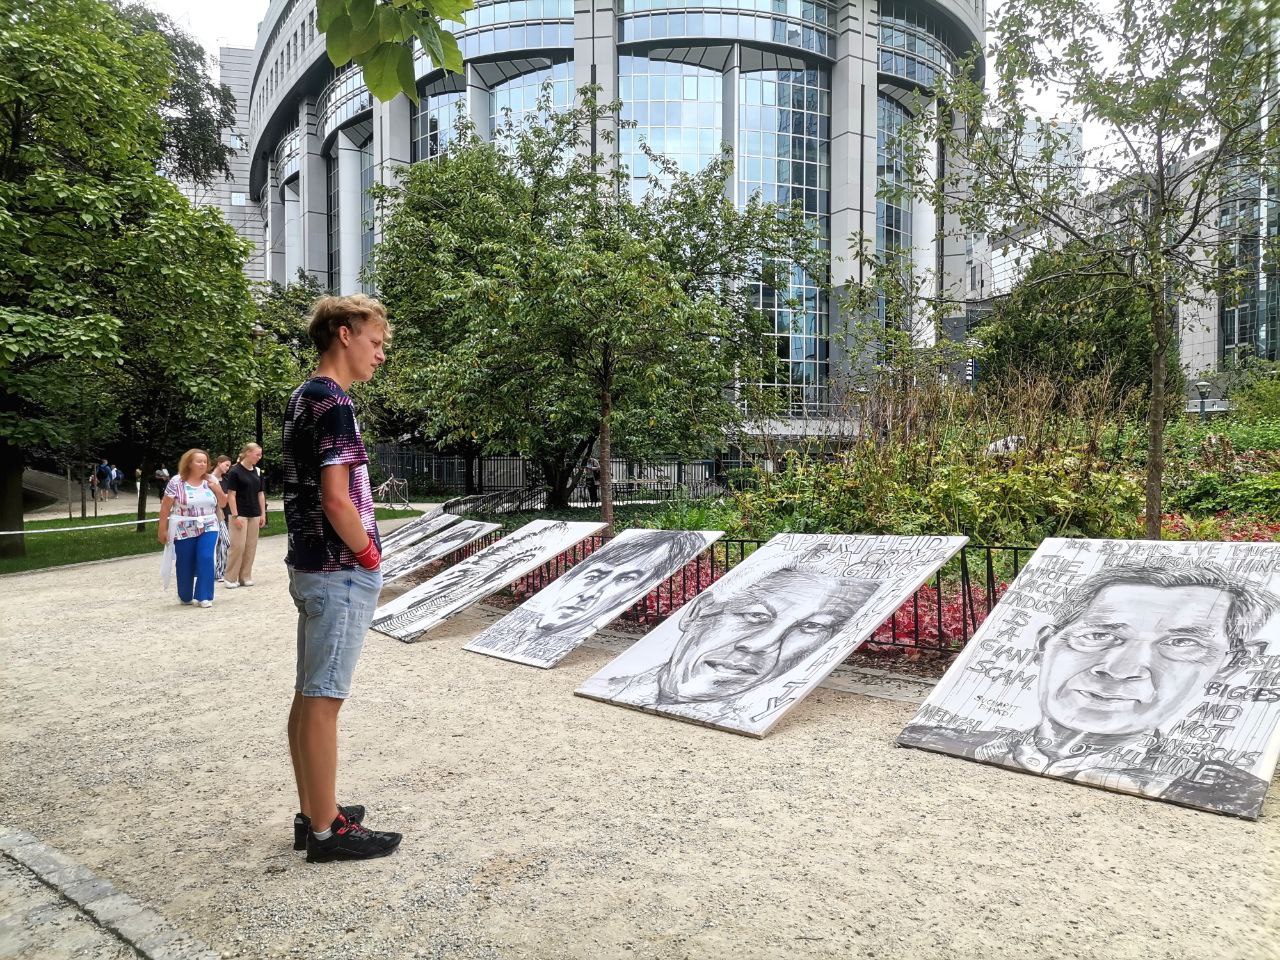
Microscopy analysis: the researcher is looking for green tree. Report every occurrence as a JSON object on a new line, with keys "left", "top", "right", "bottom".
{"left": 975, "top": 244, "right": 1162, "bottom": 396}
{"left": 370, "top": 90, "right": 822, "bottom": 524}
{"left": 0, "top": 0, "right": 256, "bottom": 555}
{"left": 880, "top": 0, "right": 1279, "bottom": 538}
{"left": 117, "top": 3, "right": 238, "bottom": 186}
{"left": 316, "top": 0, "right": 470, "bottom": 103}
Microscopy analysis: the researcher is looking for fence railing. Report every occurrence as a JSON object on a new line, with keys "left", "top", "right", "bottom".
{"left": 369, "top": 446, "right": 722, "bottom": 505}
{"left": 414, "top": 531, "right": 1033, "bottom": 658}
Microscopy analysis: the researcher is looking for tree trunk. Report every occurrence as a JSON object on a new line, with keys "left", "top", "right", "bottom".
{"left": 541, "top": 458, "right": 573, "bottom": 509}
{"left": 0, "top": 439, "right": 25, "bottom": 558}
{"left": 599, "top": 385, "right": 614, "bottom": 530}
{"left": 135, "top": 455, "right": 150, "bottom": 534}
{"left": 464, "top": 453, "right": 478, "bottom": 495}
{"left": 1144, "top": 295, "right": 1169, "bottom": 540}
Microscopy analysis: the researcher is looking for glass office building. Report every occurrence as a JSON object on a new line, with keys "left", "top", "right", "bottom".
{"left": 247, "top": 0, "right": 984, "bottom": 416}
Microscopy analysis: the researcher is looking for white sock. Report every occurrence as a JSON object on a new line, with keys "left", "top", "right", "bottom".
{"left": 312, "top": 825, "right": 333, "bottom": 841}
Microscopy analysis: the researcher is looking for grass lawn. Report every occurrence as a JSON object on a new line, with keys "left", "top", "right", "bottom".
{"left": 0, "top": 508, "right": 421, "bottom": 576}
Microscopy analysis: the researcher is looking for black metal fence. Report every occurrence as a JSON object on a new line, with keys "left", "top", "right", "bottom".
{"left": 415, "top": 531, "right": 1034, "bottom": 658}
{"left": 369, "top": 445, "right": 722, "bottom": 505}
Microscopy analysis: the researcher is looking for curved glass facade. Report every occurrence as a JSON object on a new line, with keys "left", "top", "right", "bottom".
{"left": 326, "top": 149, "right": 339, "bottom": 290}
{"left": 359, "top": 135, "right": 374, "bottom": 292}
{"left": 411, "top": 76, "right": 467, "bottom": 163}
{"left": 618, "top": 12, "right": 833, "bottom": 57}
{"left": 878, "top": 2, "right": 958, "bottom": 88}
{"left": 740, "top": 68, "right": 831, "bottom": 414}
{"left": 248, "top": 0, "right": 983, "bottom": 415}
{"left": 621, "top": 0, "right": 833, "bottom": 28}
{"left": 619, "top": 55, "right": 723, "bottom": 182}
{"left": 273, "top": 122, "right": 300, "bottom": 182}
{"left": 489, "top": 59, "right": 574, "bottom": 135}
{"left": 318, "top": 66, "right": 373, "bottom": 142}
{"left": 876, "top": 95, "right": 912, "bottom": 256}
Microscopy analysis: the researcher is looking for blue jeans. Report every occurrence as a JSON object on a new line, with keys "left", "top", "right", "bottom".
{"left": 174, "top": 529, "right": 219, "bottom": 603}
{"left": 289, "top": 565, "right": 383, "bottom": 699}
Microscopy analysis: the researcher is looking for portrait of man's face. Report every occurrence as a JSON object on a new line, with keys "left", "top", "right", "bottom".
{"left": 535, "top": 541, "right": 672, "bottom": 633}
{"left": 1038, "top": 583, "right": 1234, "bottom": 737}
{"left": 658, "top": 568, "right": 876, "bottom": 703}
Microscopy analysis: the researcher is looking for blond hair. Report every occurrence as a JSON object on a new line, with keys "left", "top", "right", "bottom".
{"left": 177, "top": 448, "right": 209, "bottom": 481}
{"left": 307, "top": 294, "right": 391, "bottom": 353}
{"left": 238, "top": 442, "right": 261, "bottom": 459}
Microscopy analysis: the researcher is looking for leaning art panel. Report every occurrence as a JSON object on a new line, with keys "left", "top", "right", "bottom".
{"left": 464, "top": 529, "right": 724, "bottom": 668}
{"left": 576, "top": 534, "right": 967, "bottom": 737}
{"left": 897, "top": 538, "right": 1280, "bottom": 820}
{"left": 380, "top": 518, "right": 499, "bottom": 584}
{"left": 379, "top": 507, "right": 449, "bottom": 553}
{"left": 371, "top": 519, "right": 607, "bottom": 642}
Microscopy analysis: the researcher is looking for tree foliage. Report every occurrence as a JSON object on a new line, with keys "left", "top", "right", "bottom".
{"left": 370, "top": 89, "right": 823, "bottom": 523}
{"left": 316, "top": 0, "right": 470, "bottom": 103}
{"left": 873, "top": 0, "right": 1279, "bottom": 538}
{"left": 975, "top": 244, "right": 1162, "bottom": 396}
{"left": 117, "top": 3, "right": 238, "bottom": 186}
{"left": 0, "top": 0, "right": 256, "bottom": 554}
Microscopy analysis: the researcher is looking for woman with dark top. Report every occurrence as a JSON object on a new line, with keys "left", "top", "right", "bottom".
{"left": 224, "top": 442, "right": 267, "bottom": 587}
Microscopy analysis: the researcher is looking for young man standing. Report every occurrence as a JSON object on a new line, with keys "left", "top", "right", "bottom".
{"left": 283, "top": 294, "right": 401, "bottom": 863}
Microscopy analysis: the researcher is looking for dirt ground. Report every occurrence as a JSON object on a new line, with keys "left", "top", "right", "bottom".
{"left": 2, "top": 532, "right": 1278, "bottom": 960}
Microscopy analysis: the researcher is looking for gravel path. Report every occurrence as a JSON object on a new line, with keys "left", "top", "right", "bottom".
{"left": 2, "top": 534, "right": 1278, "bottom": 959}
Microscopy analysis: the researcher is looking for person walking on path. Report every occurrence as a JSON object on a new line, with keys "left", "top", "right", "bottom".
{"left": 283, "top": 294, "right": 401, "bottom": 864}
{"left": 157, "top": 449, "right": 228, "bottom": 608}
{"left": 208, "top": 455, "right": 233, "bottom": 582}
{"left": 223, "top": 443, "right": 266, "bottom": 587}
{"left": 94, "top": 460, "right": 110, "bottom": 501}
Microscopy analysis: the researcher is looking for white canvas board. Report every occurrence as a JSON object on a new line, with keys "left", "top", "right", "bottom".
{"left": 371, "top": 519, "right": 606, "bottom": 642}
{"left": 380, "top": 512, "right": 461, "bottom": 559}
{"left": 464, "top": 528, "right": 724, "bottom": 668}
{"left": 379, "top": 506, "right": 447, "bottom": 552}
{"left": 576, "top": 534, "right": 967, "bottom": 737}
{"left": 897, "top": 538, "right": 1280, "bottom": 820}
{"left": 381, "top": 518, "right": 500, "bottom": 584}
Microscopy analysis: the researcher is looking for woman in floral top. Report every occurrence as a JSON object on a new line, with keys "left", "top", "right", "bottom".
{"left": 157, "top": 448, "right": 229, "bottom": 607}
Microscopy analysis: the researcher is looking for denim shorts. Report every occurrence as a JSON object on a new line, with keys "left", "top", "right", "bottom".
{"left": 289, "top": 565, "right": 383, "bottom": 699}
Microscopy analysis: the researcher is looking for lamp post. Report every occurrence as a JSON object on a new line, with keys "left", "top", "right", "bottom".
{"left": 1195, "top": 380, "right": 1211, "bottom": 423}
{"left": 251, "top": 322, "right": 267, "bottom": 449}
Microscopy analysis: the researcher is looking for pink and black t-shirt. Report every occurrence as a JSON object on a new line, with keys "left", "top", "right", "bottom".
{"left": 282, "top": 376, "right": 380, "bottom": 572}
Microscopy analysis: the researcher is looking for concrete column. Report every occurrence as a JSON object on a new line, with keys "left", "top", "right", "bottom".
{"left": 466, "top": 64, "right": 490, "bottom": 140}
{"left": 829, "top": 0, "right": 879, "bottom": 292}
{"left": 297, "top": 96, "right": 329, "bottom": 284}
{"left": 266, "top": 159, "right": 286, "bottom": 284}
{"left": 827, "top": 0, "right": 881, "bottom": 395}
{"left": 336, "top": 129, "right": 364, "bottom": 295}
{"left": 282, "top": 180, "right": 301, "bottom": 280}
{"left": 574, "top": 0, "right": 617, "bottom": 161}
{"left": 374, "top": 93, "right": 412, "bottom": 189}
{"left": 372, "top": 93, "right": 412, "bottom": 249}
{"left": 722, "top": 44, "right": 740, "bottom": 203}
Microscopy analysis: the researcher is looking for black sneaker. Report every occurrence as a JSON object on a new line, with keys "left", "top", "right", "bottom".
{"left": 293, "top": 805, "right": 367, "bottom": 851}
{"left": 305, "top": 813, "right": 401, "bottom": 864}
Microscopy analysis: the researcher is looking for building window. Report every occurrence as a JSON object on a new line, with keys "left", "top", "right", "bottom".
{"left": 359, "top": 136, "right": 374, "bottom": 293}
{"left": 489, "top": 58, "right": 574, "bottom": 137}
{"left": 411, "top": 75, "right": 466, "bottom": 162}
{"left": 231, "top": 191, "right": 247, "bottom": 206}
{"left": 327, "top": 149, "right": 340, "bottom": 292}
{"left": 740, "top": 67, "right": 832, "bottom": 416}
{"left": 618, "top": 55, "right": 723, "bottom": 186}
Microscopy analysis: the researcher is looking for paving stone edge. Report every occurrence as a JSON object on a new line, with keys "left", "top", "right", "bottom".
{"left": 0, "top": 825, "right": 220, "bottom": 960}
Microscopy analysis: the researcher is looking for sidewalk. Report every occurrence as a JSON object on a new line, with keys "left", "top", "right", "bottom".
{"left": 2, "top": 537, "right": 1277, "bottom": 959}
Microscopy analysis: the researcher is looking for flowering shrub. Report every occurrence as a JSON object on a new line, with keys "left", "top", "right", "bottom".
{"left": 1159, "top": 512, "right": 1280, "bottom": 542}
